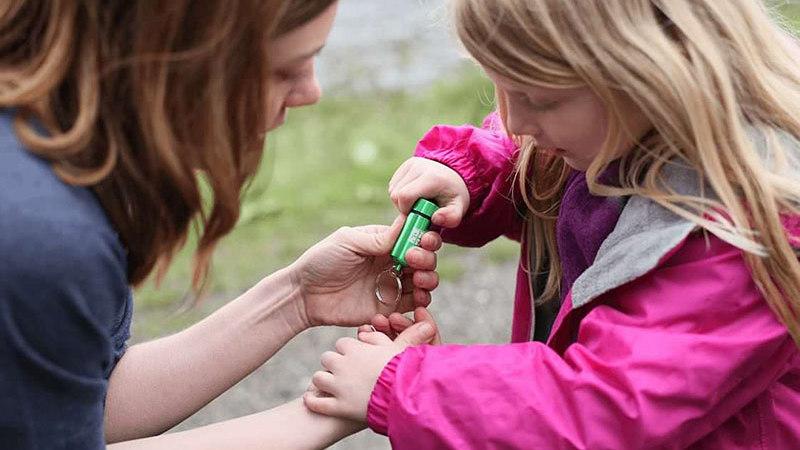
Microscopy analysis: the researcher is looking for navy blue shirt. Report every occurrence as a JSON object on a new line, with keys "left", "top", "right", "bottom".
{"left": 0, "top": 111, "right": 132, "bottom": 449}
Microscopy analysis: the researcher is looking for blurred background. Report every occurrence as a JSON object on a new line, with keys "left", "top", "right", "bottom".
{"left": 131, "top": 1, "right": 800, "bottom": 448}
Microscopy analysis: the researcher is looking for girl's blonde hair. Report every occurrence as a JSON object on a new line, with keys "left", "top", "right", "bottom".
{"left": 454, "top": 0, "right": 800, "bottom": 343}
{"left": 0, "top": 0, "right": 336, "bottom": 291}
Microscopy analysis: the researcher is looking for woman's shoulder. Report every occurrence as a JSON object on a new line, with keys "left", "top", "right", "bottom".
{"left": 0, "top": 111, "right": 127, "bottom": 274}
{"left": 0, "top": 111, "right": 129, "bottom": 336}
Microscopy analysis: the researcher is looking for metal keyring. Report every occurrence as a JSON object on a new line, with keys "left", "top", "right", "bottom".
{"left": 375, "top": 268, "right": 403, "bottom": 307}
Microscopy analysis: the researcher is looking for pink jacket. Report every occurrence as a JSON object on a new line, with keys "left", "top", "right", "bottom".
{"left": 367, "top": 115, "right": 800, "bottom": 449}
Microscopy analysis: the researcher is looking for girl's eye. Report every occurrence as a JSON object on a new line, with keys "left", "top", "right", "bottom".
{"left": 513, "top": 92, "right": 558, "bottom": 112}
{"left": 529, "top": 100, "right": 558, "bottom": 112}
{"left": 520, "top": 95, "right": 558, "bottom": 112}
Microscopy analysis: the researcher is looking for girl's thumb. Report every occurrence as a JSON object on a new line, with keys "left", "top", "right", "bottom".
{"left": 432, "top": 205, "right": 464, "bottom": 228}
{"left": 395, "top": 320, "right": 436, "bottom": 347}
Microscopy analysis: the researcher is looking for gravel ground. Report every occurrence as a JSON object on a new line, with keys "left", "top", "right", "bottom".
{"left": 173, "top": 249, "right": 517, "bottom": 449}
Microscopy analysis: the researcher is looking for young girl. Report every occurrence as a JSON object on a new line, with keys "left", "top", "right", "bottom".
{"left": 304, "top": 0, "right": 800, "bottom": 448}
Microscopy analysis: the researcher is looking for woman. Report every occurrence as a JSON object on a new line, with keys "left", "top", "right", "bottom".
{"left": 0, "top": 1, "right": 440, "bottom": 448}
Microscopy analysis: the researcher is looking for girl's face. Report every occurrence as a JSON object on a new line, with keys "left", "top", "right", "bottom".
{"left": 485, "top": 68, "right": 651, "bottom": 171}
{"left": 266, "top": 2, "right": 338, "bottom": 131}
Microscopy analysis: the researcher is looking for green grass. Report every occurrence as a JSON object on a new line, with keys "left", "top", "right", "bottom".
{"left": 132, "top": 67, "right": 499, "bottom": 339}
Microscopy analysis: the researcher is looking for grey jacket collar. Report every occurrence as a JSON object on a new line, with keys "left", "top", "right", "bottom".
{"left": 571, "top": 127, "right": 800, "bottom": 308}
{"left": 571, "top": 163, "right": 699, "bottom": 308}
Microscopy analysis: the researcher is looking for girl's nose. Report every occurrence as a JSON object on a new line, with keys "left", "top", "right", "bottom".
{"left": 506, "top": 111, "right": 542, "bottom": 138}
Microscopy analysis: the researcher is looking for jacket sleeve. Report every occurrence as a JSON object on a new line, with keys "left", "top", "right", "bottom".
{"left": 366, "top": 232, "right": 797, "bottom": 449}
{"left": 413, "top": 112, "right": 523, "bottom": 246}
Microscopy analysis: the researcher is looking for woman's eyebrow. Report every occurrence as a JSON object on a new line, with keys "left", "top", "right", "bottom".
{"left": 285, "top": 44, "right": 326, "bottom": 65}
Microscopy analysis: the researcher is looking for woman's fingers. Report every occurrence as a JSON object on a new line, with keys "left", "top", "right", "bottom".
{"left": 388, "top": 313, "right": 414, "bottom": 333}
{"left": 371, "top": 314, "right": 392, "bottom": 336}
{"left": 405, "top": 247, "right": 436, "bottom": 271}
{"left": 419, "top": 231, "right": 443, "bottom": 252}
{"left": 413, "top": 288, "right": 432, "bottom": 307}
{"left": 412, "top": 270, "right": 439, "bottom": 291}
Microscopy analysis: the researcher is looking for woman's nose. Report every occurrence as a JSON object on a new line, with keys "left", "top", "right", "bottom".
{"left": 286, "top": 75, "right": 322, "bottom": 108}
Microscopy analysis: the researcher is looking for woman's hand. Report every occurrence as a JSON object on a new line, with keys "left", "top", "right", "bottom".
{"left": 290, "top": 217, "right": 442, "bottom": 328}
{"left": 304, "top": 308, "right": 440, "bottom": 422}
{"left": 389, "top": 157, "right": 470, "bottom": 228}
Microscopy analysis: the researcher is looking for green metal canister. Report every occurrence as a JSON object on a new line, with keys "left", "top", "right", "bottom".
{"left": 389, "top": 198, "right": 439, "bottom": 272}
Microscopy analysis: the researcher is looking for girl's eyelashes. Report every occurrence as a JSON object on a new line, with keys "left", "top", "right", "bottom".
{"left": 528, "top": 100, "right": 559, "bottom": 112}
{"left": 513, "top": 92, "right": 559, "bottom": 111}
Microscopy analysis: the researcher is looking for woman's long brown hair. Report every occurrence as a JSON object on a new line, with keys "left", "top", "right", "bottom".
{"left": 0, "top": 0, "right": 336, "bottom": 291}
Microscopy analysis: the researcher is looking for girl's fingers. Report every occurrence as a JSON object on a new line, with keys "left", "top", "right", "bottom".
{"left": 431, "top": 204, "right": 465, "bottom": 228}
{"left": 320, "top": 351, "right": 342, "bottom": 372}
{"left": 391, "top": 175, "right": 426, "bottom": 213}
{"left": 357, "top": 330, "right": 393, "bottom": 345}
{"left": 394, "top": 177, "right": 439, "bottom": 214}
{"left": 334, "top": 337, "right": 358, "bottom": 354}
{"left": 388, "top": 159, "right": 414, "bottom": 194}
{"left": 303, "top": 391, "right": 341, "bottom": 417}
{"left": 413, "top": 307, "right": 443, "bottom": 345}
{"left": 311, "top": 370, "right": 337, "bottom": 395}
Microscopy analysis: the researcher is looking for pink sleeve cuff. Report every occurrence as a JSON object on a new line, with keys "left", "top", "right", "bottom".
{"left": 366, "top": 351, "right": 404, "bottom": 435}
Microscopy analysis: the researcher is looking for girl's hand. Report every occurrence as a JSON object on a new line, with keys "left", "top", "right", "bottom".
{"left": 360, "top": 307, "right": 442, "bottom": 344}
{"left": 389, "top": 157, "right": 470, "bottom": 228}
{"left": 304, "top": 307, "right": 440, "bottom": 422}
{"left": 291, "top": 217, "right": 442, "bottom": 328}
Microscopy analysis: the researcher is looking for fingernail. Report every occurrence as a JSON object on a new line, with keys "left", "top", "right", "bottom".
{"left": 418, "top": 322, "right": 432, "bottom": 335}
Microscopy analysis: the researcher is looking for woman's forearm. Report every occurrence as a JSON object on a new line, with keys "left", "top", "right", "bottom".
{"left": 105, "top": 266, "right": 310, "bottom": 443}
{"left": 108, "top": 398, "right": 364, "bottom": 450}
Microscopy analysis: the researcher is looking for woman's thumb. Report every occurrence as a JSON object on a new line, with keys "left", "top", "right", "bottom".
{"left": 394, "top": 320, "right": 437, "bottom": 347}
